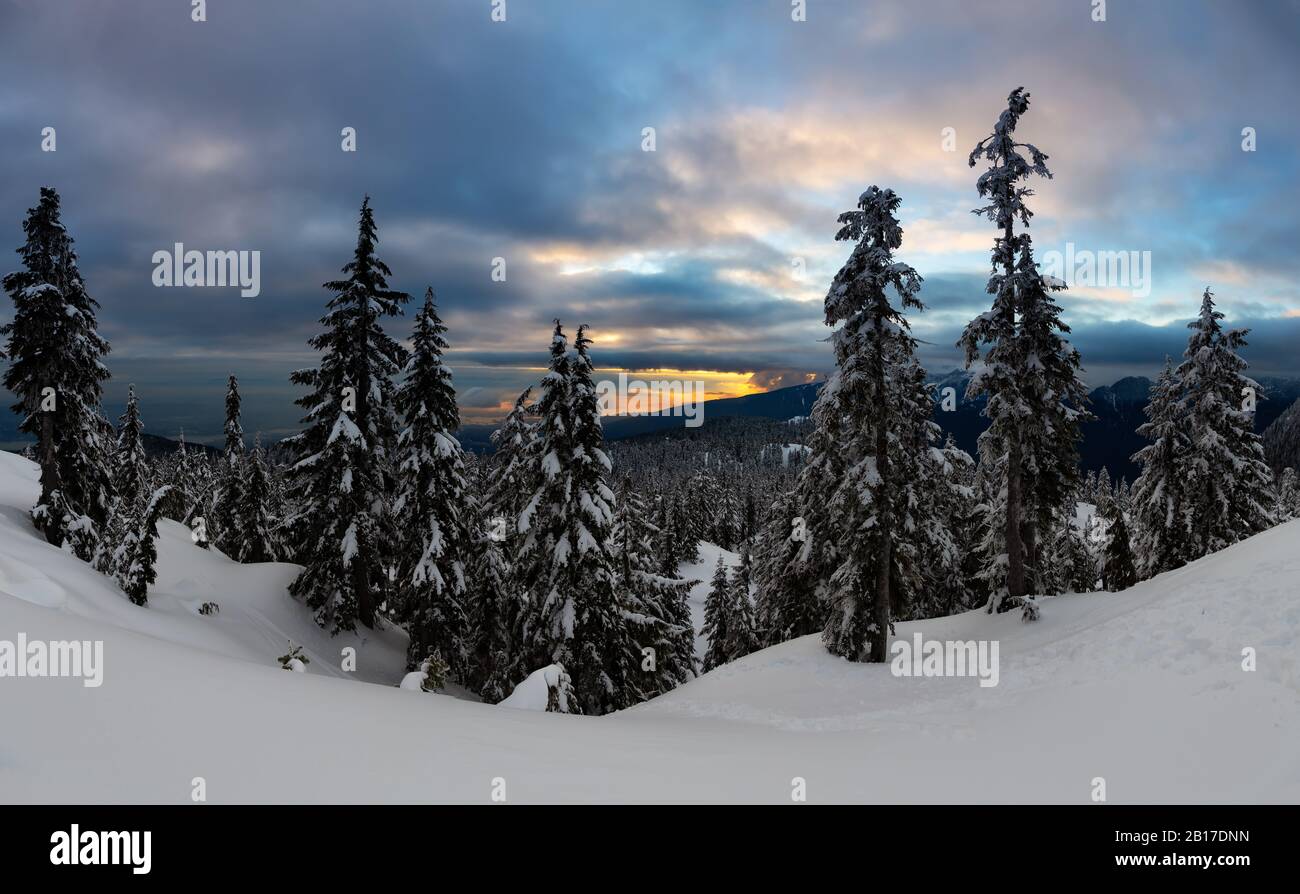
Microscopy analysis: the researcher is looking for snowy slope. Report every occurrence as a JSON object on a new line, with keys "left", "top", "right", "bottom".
{"left": 677, "top": 541, "right": 740, "bottom": 659}
{"left": 0, "top": 452, "right": 409, "bottom": 686}
{"left": 1, "top": 453, "right": 1298, "bottom": 803}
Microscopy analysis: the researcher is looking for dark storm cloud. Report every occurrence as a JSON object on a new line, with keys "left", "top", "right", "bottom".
{"left": 1, "top": 0, "right": 1297, "bottom": 435}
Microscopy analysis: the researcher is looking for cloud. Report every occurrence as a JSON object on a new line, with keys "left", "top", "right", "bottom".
{"left": 0, "top": 0, "right": 1296, "bottom": 436}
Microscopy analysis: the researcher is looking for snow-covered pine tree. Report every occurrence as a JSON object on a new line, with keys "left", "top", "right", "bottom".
{"left": 284, "top": 197, "right": 409, "bottom": 632}
{"left": 211, "top": 375, "right": 245, "bottom": 553}
{"left": 468, "top": 388, "right": 537, "bottom": 699}
{"left": 484, "top": 387, "right": 536, "bottom": 546}
{"left": 515, "top": 323, "right": 633, "bottom": 715}
{"left": 115, "top": 484, "right": 170, "bottom": 606}
{"left": 1131, "top": 359, "right": 1193, "bottom": 578}
{"left": 110, "top": 385, "right": 148, "bottom": 515}
{"left": 610, "top": 476, "right": 696, "bottom": 698}
{"left": 95, "top": 386, "right": 167, "bottom": 604}
{"left": 724, "top": 560, "right": 758, "bottom": 659}
{"left": 1100, "top": 499, "right": 1137, "bottom": 592}
{"left": 1275, "top": 467, "right": 1299, "bottom": 522}
{"left": 2, "top": 187, "right": 114, "bottom": 558}
{"left": 230, "top": 434, "right": 280, "bottom": 563}
{"left": 685, "top": 469, "right": 721, "bottom": 546}
{"left": 1063, "top": 520, "right": 1097, "bottom": 593}
{"left": 701, "top": 557, "right": 733, "bottom": 673}
{"left": 752, "top": 488, "right": 822, "bottom": 647}
{"left": 959, "top": 88, "right": 1089, "bottom": 615}
{"left": 712, "top": 486, "right": 740, "bottom": 550}
{"left": 809, "top": 185, "right": 932, "bottom": 662}
{"left": 158, "top": 431, "right": 195, "bottom": 523}
{"left": 917, "top": 436, "right": 978, "bottom": 618}
{"left": 392, "top": 288, "right": 472, "bottom": 673}
{"left": 1095, "top": 467, "right": 1112, "bottom": 510}
{"left": 1175, "top": 289, "right": 1274, "bottom": 559}
{"left": 466, "top": 495, "right": 522, "bottom": 703}
{"left": 671, "top": 492, "right": 700, "bottom": 565}
{"left": 1015, "top": 241, "right": 1091, "bottom": 595}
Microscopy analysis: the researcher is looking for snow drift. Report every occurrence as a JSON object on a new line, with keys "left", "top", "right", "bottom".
{"left": 0, "top": 452, "right": 1296, "bottom": 803}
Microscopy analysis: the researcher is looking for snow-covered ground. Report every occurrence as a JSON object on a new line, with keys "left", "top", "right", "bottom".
{"left": 1, "top": 452, "right": 1297, "bottom": 803}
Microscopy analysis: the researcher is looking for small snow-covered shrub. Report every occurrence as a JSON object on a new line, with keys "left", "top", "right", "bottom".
{"left": 500, "top": 663, "right": 576, "bottom": 713}
{"left": 278, "top": 642, "right": 309, "bottom": 672}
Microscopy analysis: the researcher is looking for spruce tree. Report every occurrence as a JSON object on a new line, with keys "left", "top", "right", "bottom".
{"left": 752, "top": 489, "right": 822, "bottom": 647}
{"left": 701, "top": 557, "right": 733, "bottom": 673}
{"left": 1101, "top": 500, "right": 1137, "bottom": 592}
{"left": 392, "top": 288, "right": 472, "bottom": 673}
{"left": 115, "top": 485, "right": 170, "bottom": 606}
{"left": 1131, "top": 359, "right": 1192, "bottom": 578}
{"left": 723, "top": 562, "right": 758, "bottom": 659}
{"left": 515, "top": 323, "right": 632, "bottom": 715}
{"left": 212, "top": 374, "right": 245, "bottom": 552}
{"left": 958, "top": 88, "right": 1088, "bottom": 615}
{"left": 284, "top": 197, "right": 409, "bottom": 632}
{"left": 158, "top": 431, "right": 195, "bottom": 523}
{"left": 610, "top": 476, "right": 696, "bottom": 698}
{"left": 231, "top": 434, "right": 281, "bottom": 563}
{"left": 807, "top": 186, "right": 933, "bottom": 661}
{"left": 1275, "top": 467, "right": 1299, "bottom": 522}
{"left": 470, "top": 388, "right": 537, "bottom": 699}
{"left": 1175, "top": 289, "right": 1274, "bottom": 559}
{"left": 466, "top": 498, "right": 521, "bottom": 703}
{"left": 2, "top": 187, "right": 114, "bottom": 558}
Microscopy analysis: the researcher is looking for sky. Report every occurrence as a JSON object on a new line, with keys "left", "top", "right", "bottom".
{"left": 1, "top": 0, "right": 1298, "bottom": 443}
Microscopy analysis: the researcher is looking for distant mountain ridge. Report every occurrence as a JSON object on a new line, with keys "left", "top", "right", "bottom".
{"left": 563, "top": 371, "right": 1300, "bottom": 483}
{"left": 11, "top": 374, "right": 1298, "bottom": 482}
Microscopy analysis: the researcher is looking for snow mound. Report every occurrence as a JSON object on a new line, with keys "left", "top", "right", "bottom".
{"left": 500, "top": 663, "right": 569, "bottom": 711}
{"left": 0, "top": 452, "right": 1297, "bottom": 803}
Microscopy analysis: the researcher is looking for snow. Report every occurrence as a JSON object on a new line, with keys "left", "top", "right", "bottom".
{"left": 1, "top": 451, "right": 1297, "bottom": 803}
{"left": 676, "top": 541, "right": 741, "bottom": 659}
{"left": 499, "top": 663, "right": 569, "bottom": 711}
{"left": 761, "top": 443, "right": 812, "bottom": 467}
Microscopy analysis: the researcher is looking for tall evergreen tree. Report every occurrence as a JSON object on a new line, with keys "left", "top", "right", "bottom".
{"left": 1100, "top": 499, "right": 1137, "bottom": 592}
{"left": 701, "top": 557, "right": 733, "bottom": 673}
{"left": 392, "top": 288, "right": 472, "bottom": 672}
{"left": 212, "top": 375, "right": 244, "bottom": 551}
{"left": 115, "top": 485, "right": 170, "bottom": 606}
{"left": 1275, "top": 467, "right": 1299, "bottom": 522}
{"left": 958, "top": 87, "right": 1088, "bottom": 615}
{"left": 466, "top": 493, "right": 522, "bottom": 703}
{"left": 469, "top": 388, "right": 537, "bottom": 699}
{"left": 1131, "top": 359, "right": 1192, "bottom": 578}
{"left": 515, "top": 323, "right": 632, "bottom": 715}
{"left": 158, "top": 431, "right": 195, "bottom": 523}
{"left": 2, "top": 187, "right": 114, "bottom": 558}
{"left": 805, "top": 185, "right": 934, "bottom": 662}
{"left": 1175, "top": 289, "right": 1274, "bottom": 558}
{"left": 96, "top": 386, "right": 167, "bottom": 604}
{"left": 610, "top": 476, "right": 697, "bottom": 698}
{"left": 284, "top": 197, "right": 409, "bottom": 632}
{"left": 231, "top": 434, "right": 281, "bottom": 563}
{"left": 753, "top": 489, "right": 822, "bottom": 647}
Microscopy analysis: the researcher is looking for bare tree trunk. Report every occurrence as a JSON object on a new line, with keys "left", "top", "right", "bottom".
{"left": 355, "top": 559, "right": 374, "bottom": 629}
{"left": 38, "top": 409, "right": 62, "bottom": 546}
{"left": 871, "top": 321, "right": 891, "bottom": 662}
{"left": 1022, "top": 504, "right": 1038, "bottom": 595}
{"left": 1005, "top": 434, "right": 1026, "bottom": 607}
